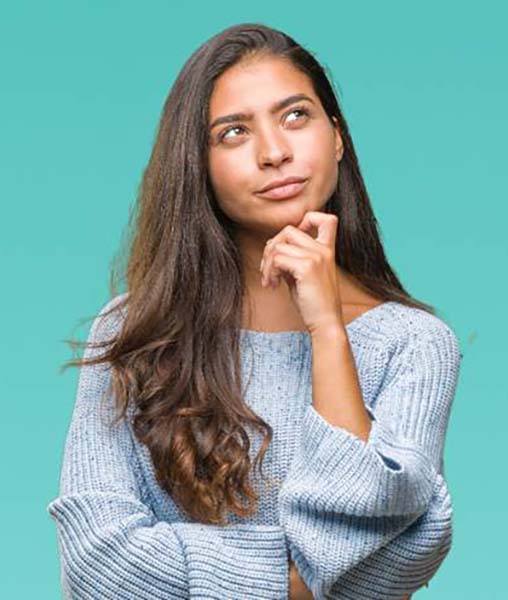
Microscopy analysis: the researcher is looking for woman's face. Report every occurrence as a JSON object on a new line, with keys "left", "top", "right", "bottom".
{"left": 207, "top": 55, "right": 343, "bottom": 239}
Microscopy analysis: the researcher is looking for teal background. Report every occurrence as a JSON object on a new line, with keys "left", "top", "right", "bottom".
{"left": 2, "top": 0, "right": 506, "bottom": 597}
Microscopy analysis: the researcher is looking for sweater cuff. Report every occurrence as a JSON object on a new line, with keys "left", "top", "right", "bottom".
{"left": 287, "top": 403, "right": 436, "bottom": 516}
{"left": 172, "top": 523, "right": 289, "bottom": 599}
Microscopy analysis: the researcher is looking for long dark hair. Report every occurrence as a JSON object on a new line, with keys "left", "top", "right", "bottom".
{"left": 62, "top": 22, "right": 435, "bottom": 526}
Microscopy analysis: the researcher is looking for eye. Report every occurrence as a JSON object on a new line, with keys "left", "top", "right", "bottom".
{"left": 218, "top": 105, "right": 311, "bottom": 142}
{"left": 219, "top": 124, "right": 247, "bottom": 142}
{"left": 285, "top": 106, "right": 310, "bottom": 124}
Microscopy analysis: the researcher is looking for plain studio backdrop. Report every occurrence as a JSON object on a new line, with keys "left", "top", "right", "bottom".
{"left": 1, "top": 1, "right": 506, "bottom": 598}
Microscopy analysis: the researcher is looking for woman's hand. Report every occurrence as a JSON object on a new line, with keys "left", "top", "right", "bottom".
{"left": 260, "top": 212, "right": 344, "bottom": 336}
{"left": 289, "top": 560, "right": 313, "bottom": 599}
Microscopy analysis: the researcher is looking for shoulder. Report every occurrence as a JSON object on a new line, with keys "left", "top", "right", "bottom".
{"left": 372, "top": 300, "right": 463, "bottom": 376}
{"left": 98, "top": 292, "right": 129, "bottom": 316}
{"left": 89, "top": 292, "right": 129, "bottom": 341}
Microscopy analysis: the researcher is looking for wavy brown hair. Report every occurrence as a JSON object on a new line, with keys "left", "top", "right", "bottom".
{"left": 62, "top": 22, "right": 436, "bottom": 526}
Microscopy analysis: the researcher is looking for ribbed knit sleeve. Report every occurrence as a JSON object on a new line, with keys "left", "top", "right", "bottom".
{"left": 277, "top": 321, "right": 461, "bottom": 599}
{"left": 46, "top": 297, "right": 289, "bottom": 599}
{"left": 324, "top": 472, "right": 452, "bottom": 599}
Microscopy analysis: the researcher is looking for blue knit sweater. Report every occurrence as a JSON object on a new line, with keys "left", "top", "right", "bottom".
{"left": 47, "top": 294, "right": 462, "bottom": 599}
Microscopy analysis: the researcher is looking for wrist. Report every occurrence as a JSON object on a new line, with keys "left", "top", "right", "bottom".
{"left": 310, "top": 319, "right": 347, "bottom": 343}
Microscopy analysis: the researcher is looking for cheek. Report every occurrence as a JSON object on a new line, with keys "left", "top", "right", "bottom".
{"left": 210, "top": 145, "right": 250, "bottom": 184}
{"left": 208, "top": 153, "right": 228, "bottom": 194}
{"left": 208, "top": 153, "right": 252, "bottom": 216}
{"left": 316, "top": 134, "right": 340, "bottom": 196}
{"left": 304, "top": 148, "right": 338, "bottom": 203}
{"left": 301, "top": 123, "right": 338, "bottom": 178}
{"left": 323, "top": 154, "right": 339, "bottom": 193}
{"left": 318, "top": 160, "right": 339, "bottom": 206}
{"left": 209, "top": 155, "right": 236, "bottom": 201}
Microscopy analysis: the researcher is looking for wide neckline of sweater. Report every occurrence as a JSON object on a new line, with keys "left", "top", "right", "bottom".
{"left": 239, "top": 300, "right": 397, "bottom": 348}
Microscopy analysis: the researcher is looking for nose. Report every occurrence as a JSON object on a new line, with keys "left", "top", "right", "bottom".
{"left": 256, "top": 126, "right": 293, "bottom": 168}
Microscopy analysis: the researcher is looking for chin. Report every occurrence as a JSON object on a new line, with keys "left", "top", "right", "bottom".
{"left": 265, "top": 204, "right": 312, "bottom": 229}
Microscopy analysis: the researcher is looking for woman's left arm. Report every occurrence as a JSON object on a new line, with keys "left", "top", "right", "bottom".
{"left": 322, "top": 469, "right": 449, "bottom": 599}
{"left": 260, "top": 211, "right": 461, "bottom": 599}
{"left": 278, "top": 321, "right": 462, "bottom": 600}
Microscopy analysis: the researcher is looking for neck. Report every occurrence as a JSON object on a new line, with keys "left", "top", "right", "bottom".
{"left": 233, "top": 226, "right": 376, "bottom": 330}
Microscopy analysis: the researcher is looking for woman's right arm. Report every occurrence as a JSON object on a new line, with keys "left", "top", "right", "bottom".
{"left": 47, "top": 297, "right": 289, "bottom": 599}
{"left": 278, "top": 320, "right": 460, "bottom": 599}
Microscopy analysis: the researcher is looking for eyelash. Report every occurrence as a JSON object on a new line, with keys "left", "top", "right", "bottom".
{"left": 218, "top": 106, "right": 311, "bottom": 142}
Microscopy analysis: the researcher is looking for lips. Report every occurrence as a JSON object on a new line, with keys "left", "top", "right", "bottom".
{"left": 255, "top": 178, "right": 308, "bottom": 200}
{"left": 256, "top": 176, "right": 308, "bottom": 193}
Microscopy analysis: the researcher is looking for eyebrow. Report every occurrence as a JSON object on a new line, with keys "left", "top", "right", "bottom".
{"left": 209, "top": 93, "right": 315, "bottom": 131}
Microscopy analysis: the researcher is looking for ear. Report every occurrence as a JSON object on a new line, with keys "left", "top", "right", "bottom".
{"left": 332, "top": 116, "right": 344, "bottom": 162}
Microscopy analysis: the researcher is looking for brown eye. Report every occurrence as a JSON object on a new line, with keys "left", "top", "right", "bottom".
{"left": 285, "top": 107, "right": 310, "bottom": 123}
{"left": 219, "top": 125, "right": 247, "bottom": 142}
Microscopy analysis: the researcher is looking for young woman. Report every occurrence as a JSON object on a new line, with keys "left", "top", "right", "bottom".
{"left": 47, "top": 23, "right": 462, "bottom": 599}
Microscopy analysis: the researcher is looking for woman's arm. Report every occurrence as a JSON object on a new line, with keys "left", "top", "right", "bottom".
{"left": 278, "top": 319, "right": 461, "bottom": 599}
{"left": 47, "top": 297, "right": 289, "bottom": 599}
{"left": 323, "top": 474, "right": 448, "bottom": 599}
{"left": 310, "top": 323, "right": 373, "bottom": 441}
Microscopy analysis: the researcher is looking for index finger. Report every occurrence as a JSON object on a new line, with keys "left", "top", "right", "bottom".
{"left": 297, "top": 211, "right": 338, "bottom": 248}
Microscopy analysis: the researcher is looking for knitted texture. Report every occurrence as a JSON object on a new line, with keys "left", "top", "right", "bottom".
{"left": 47, "top": 294, "right": 462, "bottom": 599}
